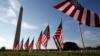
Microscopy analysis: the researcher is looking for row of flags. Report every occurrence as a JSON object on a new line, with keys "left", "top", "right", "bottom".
{"left": 13, "top": 19, "right": 63, "bottom": 52}
{"left": 13, "top": 6, "right": 63, "bottom": 52}
{"left": 13, "top": 37, "right": 34, "bottom": 52}
{"left": 35, "top": 20, "right": 63, "bottom": 51}
{"left": 36, "top": 20, "right": 63, "bottom": 51}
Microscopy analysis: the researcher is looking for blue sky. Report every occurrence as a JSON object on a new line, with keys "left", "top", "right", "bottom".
{"left": 0, "top": 0, "right": 100, "bottom": 49}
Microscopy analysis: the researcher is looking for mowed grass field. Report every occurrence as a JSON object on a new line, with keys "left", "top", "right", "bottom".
{"left": 0, "top": 51, "right": 100, "bottom": 56}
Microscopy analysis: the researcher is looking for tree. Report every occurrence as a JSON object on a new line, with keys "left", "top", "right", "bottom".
{"left": 96, "top": 46, "right": 100, "bottom": 50}
{"left": 63, "top": 42, "right": 80, "bottom": 51}
{"left": 0, "top": 46, "right": 6, "bottom": 51}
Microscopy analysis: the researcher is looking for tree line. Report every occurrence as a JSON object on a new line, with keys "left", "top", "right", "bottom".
{"left": 0, "top": 42, "right": 100, "bottom": 51}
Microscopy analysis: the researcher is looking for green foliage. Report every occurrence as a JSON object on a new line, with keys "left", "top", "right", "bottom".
{"left": 0, "top": 51, "right": 100, "bottom": 56}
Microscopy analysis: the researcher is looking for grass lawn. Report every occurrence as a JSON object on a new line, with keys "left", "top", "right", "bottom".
{"left": 0, "top": 51, "right": 100, "bottom": 56}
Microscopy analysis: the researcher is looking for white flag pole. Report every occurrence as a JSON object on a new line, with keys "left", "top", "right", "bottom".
{"left": 77, "top": 22, "right": 86, "bottom": 55}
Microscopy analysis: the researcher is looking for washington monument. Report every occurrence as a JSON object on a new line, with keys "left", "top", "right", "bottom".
{"left": 13, "top": 6, "right": 23, "bottom": 51}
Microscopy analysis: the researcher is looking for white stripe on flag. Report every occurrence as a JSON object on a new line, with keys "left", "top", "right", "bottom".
{"left": 65, "top": 5, "right": 75, "bottom": 15}
{"left": 41, "top": 34, "right": 47, "bottom": 46}
{"left": 58, "top": 2, "right": 71, "bottom": 11}
{"left": 81, "top": 8, "right": 87, "bottom": 24}
{"left": 73, "top": 10, "right": 80, "bottom": 20}
{"left": 54, "top": 37, "right": 61, "bottom": 50}
{"left": 90, "top": 11, "right": 95, "bottom": 26}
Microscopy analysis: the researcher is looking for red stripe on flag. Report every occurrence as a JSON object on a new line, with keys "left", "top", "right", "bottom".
{"left": 70, "top": 8, "right": 77, "bottom": 17}
{"left": 53, "top": 37, "right": 62, "bottom": 50}
{"left": 77, "top": 9, "right": 84, "bottom": 22}
{"left": 41, "top": 34, "right": 47, "bottom": 47}
{"left": 86, "top": 10, "right": 90, "bottom": 26}
{"left": 36, "top": 32, "right": 42, "bottom": 50}
{"left": 62, "top": 4, "right": 73, "bottom": 13}
{"left": 54, "top": 1, "right": 67, "bottom": 9}
{"left": 94, "top": 13, "right": 100, "bottom": 27}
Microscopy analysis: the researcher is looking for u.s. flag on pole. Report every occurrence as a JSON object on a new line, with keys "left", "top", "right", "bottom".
{"left": 13, "top": 43, "right": 19, "bottom": 51}
{"left": 36, "top": 31, "right": 42, "bottom": 50}
{"left": 28, "top": 38, "right": 34, "bottom": 53}
{"left": 19, "top": 38, "right": 24, "bottom": 50}
{"left": 53, "top": 19, "right": 63, "bottom": 51}
{"left": 24, "top": 37, "right": 29, "bottom": 50}
{"left": 54, "top": 0, "right": 100, "bottom": 27}
{"left": 41, "top": 25, "right": 50, "bottom": 48}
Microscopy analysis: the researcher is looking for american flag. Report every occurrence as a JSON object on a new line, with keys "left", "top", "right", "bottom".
{"left": 35, "top": 31, "right": 42, "bottom": 50}
{"left": 19, "top": 38, "right": 24, "bottom": 50}
{"left": 41, "top": 25, "right": 50, "bottom": 48}
{"left": 28, "top": 38, "right": 34, "bottom": 53}
{"left": 53, "top": 19, "right": 63, "bottom": 51}
{"left": 24, "top": 37, "right": 29, "bottom": 50}
{"left": 54, "top": 0, "right": 100, "bottom": 27}
{"left": 13, "top": 43, "right": 19, "bottom": 51}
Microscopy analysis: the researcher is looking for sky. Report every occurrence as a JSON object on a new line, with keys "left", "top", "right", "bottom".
{"left": 0, "top": 0, "right": 100, "bottom": 49}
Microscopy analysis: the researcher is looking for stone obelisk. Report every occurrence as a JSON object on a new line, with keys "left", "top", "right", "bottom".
{"left": 13, "top": 6, "right": 23, "bottom": 51}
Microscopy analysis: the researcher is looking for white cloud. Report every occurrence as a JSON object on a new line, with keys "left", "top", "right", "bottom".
{"left": 64, "top": 31, "right": 100, "bottom": 48}
{"left": 64, "top": 30, "right": 100, "bottom": 48}
{"left": 7, "top": 0, "right": 21, "bottom": 17}
{"left": 11, "top": 19, "right": 38, "bottom": 30}
{"left": 11, "top": 19, "right": 17, "bottom": 25}
{"left": 83, "top": 31, "right": 100, "bottom": 47}
{"left": 8, "top": 0, "right": 21, "bottom": 12}
{"left": 0, "top": 37, "right": 10, "bottom": 43}
{"left": 22, "top": 22, "right": 38, "bottom": 30}
{"left": 0, "top": 6, "right": 7, "bottom": 11}
{"left": 0, "top": 17, "right": 8, "bottom": 23}
{"left": 43, "top": 23, "right": 48, "bottom": 27}
{"left": 0, "top": 0, "right": 21, "bottom": 23}
{"left": 83, "top": 31, "right": 92, "bottom": 39}
{"left": 0, "top": 0, "right": 37, "bottom": 30}
{"left": 0, "top": 36, "right": 13, "bottom": 49}
{"left": 0, "top": 8, "right": 9, "bottom": 23}
{"left": 7, "top": 7, "right": 16, "bottom": 17}
{"left": 83, "top": 31, "right": 100, "bottom": 41}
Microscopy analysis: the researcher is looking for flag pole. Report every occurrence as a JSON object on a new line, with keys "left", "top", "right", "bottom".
{"left": 77, "top": 22, "right": 86, "bottom": 55}
{"left": 45, "top": 24, "right": 49, "bottom": 52}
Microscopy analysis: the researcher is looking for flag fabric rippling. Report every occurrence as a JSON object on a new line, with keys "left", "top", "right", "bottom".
{"left": 54, "top": 0, "right": 100, "bottom": 27}
{"left": 41, "top": 25, "right": 50, "bottom": 48}
{"left": 53, "top": 19, "right": 63, "bottom": 51}
{"left": 36, "top": 31, "right": 42, "bottom": 50}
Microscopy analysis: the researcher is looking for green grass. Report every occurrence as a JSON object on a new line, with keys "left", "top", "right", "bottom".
{"left": 0, "top": 51, "right": 100, "bottom": 56}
